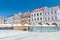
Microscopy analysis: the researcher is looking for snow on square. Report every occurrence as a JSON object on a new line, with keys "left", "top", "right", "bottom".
{"left": 0, "top": 30, "right": 60, "bottom": 40}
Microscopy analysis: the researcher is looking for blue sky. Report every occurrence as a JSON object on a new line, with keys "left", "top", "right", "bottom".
{"left": 0, "top": 0, "right": 60, "bottom": 18}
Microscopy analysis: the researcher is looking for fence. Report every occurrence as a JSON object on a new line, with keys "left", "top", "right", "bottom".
{"left": 30, "top": 26, "right": 60, "bottom": 32}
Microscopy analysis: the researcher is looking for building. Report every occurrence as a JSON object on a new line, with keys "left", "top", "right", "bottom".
{"left": 14, "top": 26, "right": 29, "bottom": 31}
{"left": 6, "top": 6, "right": 60, "bottom": 26}
{"left": 0, "top": 16, "right": 4, "bottom": 24}
{"left": 7, "top": 15, "right": 14, "bottom": 24}
{"left": 43, "top": 6, "right": 60, "bottom": 26}
{"left": 31, "top": 6, "right": 60, "bottom": 26}
{"left": 14, "top": 12, "right": 22, "bottom": 24}
{"left": 13, "top": 12, "right": 31, "bottom": 31}
{"left": 7, "top": 12, "right": 31, "bottom": 25}
{"left": 31, "top": 8, "right": 44, "bottom": 25}
{"left": 7, "top": 12, "right": 22, "bottom": 24}
{"left": 21, "top": 12, "right": 31, "bottom": 25}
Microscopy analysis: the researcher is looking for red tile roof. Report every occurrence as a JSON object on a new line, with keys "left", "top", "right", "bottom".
{"left": 32, "top": 8, "right": 44, "bottom": 12}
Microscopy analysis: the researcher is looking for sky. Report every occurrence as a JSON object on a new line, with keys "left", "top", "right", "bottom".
{"left": 0, "top": 0, "right": 60, "bottom": 18}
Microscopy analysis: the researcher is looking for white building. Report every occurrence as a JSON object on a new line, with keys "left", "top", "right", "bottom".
{"left": 6, "top": 12, "right": 22, "bottom": 24}
{"left": 7, "top": 15, "right": 14, "bottom": 24}
{"left": 31, "top": 8, "right": 44, "bottom": 25}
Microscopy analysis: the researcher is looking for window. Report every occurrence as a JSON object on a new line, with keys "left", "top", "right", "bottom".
{"left": 51, "top": 11, "right": 53, "bottom": 14}
{"left": 45, "top": 18, "right": 47, "bottom": 20}
{"left": 51, "top": 17, "right": 53, "bottom": 20}
{"left": 32, "top": 18, "right": 33, "bottom": 21}
{"left": 37, "top": 18, "right": 39, "bottom": 21}
{"left": 40, "top": 13, "right": 42, "bottom": 15}
{"left": 48, "top": 8, "right": 49, "bottom": 10}
{"left": 48, "top": 17, "right": 50, "bottom": 20}
{"left": 37, "top": 13, "right": 39, "bottom": 16}
{"left": 48, "top": 12, "right": 50, "bottom": 15}
{"left": 28, "top": 15, "right": 30, "bottom": 18}
{"left": 34, "top": 14, "right": 36, "bottom": 16}
{"left": 40, "top": 17, "right": 42, "bottom": 20}
{"left": 29, "top": 20, "right": 30, "bottom": 22}
{"left": 45, "top": 13, "right": 46, "bottom": 15}
{"left": 55, "top": 10, "right": 57, "bottom": 14}
{"left": 31, "top": 14, "right": 33, "bottom": 17}
{"left": 22, "top": 16, "right": 24, "bottom": 18}
{"left": 34, "top": 18, "right": 36, "bottom": 21}
{"left": 22, "top": 22, "right": 25, "bottom": 25}
{"left": 55, "top": 16, "right": 57, "bottom": 20}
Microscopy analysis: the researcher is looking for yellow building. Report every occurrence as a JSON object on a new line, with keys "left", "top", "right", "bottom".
{"left": 13, "top": 26, "right": 30, "bottom": 31}
{"left": 13, "top": 12, "right": 31, "bottom": 31}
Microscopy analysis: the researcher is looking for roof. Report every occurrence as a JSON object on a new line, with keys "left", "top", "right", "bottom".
{"left": 32, "top": 8, "right": 44, "bottom": 12}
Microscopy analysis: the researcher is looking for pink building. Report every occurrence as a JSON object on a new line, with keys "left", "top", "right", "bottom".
{"left": 43, "top": 6, "right": 60, "bottom": 26}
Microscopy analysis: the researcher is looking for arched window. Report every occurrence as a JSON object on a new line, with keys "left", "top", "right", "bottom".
{"left": 46, "top": 23, "right": 50, "bottom": 25}
{"left": 52, "top": 23, "right": 57, "bottom": 26}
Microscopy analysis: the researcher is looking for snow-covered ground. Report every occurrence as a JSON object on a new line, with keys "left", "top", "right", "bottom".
{"left": 0, "top": 30, "right": 60, "bottom": 40}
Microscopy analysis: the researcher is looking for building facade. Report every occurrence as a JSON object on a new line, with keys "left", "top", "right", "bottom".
{"left": 6, "top": 12, "right": 31, "bottom": 25}
{"left": 21, "top": 12, "right": 31, "bottom": 25}
{"left": 14, "top": 13, "right": 22, "bottom": 24}
{"left": 0, "top": 16, "right": 4, "bottom": 24}
{"left": 31, "top": 6, "right": 60, "bottom": 26}
{"left": 31, "top": 8, "right": 44, "bottom": 25}
{"left": 7, "top": 15, "right": 14, "bottom": 24}
{"left": 5, "top": 6, "right": 60, "bottom": 26}
{"left": 43, "top": 6, "right": 60, "bottom": 26}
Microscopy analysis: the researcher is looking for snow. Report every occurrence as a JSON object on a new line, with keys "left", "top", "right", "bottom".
{"left": 0, "top": 30, "right": 60, "bottom": 40}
